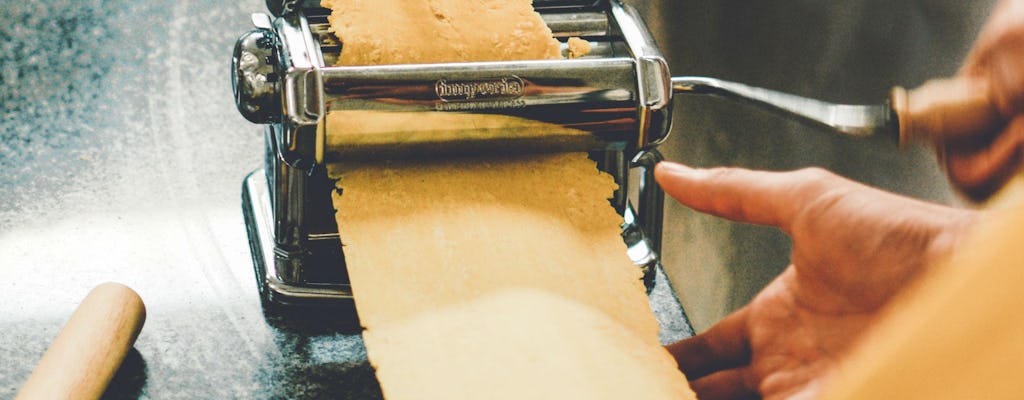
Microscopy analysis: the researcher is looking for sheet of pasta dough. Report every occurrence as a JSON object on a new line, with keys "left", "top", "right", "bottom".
{"left": 328, "top": 155, "right": 693, "bottom": 399}
{"left": 323, "top": 0, "right": 561, "bottom": 65}
{"left": 322, "top": 0, "right": 694, "bottom": 398}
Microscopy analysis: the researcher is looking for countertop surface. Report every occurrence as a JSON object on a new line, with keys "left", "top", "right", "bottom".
{"left": 0, "top": 1, "right": 693, "bottom": 398}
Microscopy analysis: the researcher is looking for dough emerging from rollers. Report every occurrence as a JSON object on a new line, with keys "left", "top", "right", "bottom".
{"left": 329, "top": 154, "right": 696, "bottom": 400}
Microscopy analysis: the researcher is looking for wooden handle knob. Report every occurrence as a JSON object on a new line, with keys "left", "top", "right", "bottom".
{"left": 892, "top": 76, "right": 1003, "bottom": 148}
{"left": 16, "top": 283, "right": 146, "bottom": 400}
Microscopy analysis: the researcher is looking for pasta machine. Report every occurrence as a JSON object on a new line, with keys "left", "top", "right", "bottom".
{"left": 233, "top": 0, "right": 671, "bottom": 311}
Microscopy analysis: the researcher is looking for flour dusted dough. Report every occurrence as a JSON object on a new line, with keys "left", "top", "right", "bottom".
{"left": 323, "top": 0, "right": 562, "bottom": 65}
{"left": 321, "top": 0, "right": 694, "bottom": 398}
{"left": 567, "top": 37, "right": 593, "bottom": 59}
{"left": 365, "top": 288, "right": 691, "bottom": 400}
{"left": 330, "top": 154, "right": 693, "bottom": 399}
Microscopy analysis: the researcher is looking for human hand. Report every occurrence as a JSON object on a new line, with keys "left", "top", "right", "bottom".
{"left": 655, "top": 162, "right": 976, "bottom": 400}
{"left": 940, "top": 0, "right": 1024, "bottom": 200}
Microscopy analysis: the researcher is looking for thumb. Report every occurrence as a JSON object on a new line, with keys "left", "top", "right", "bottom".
{"left": 654, "top": 162, "right": 833, "bottom": 231}
{"left": 944, "top": 116, "right": 1024, "bottom": 201}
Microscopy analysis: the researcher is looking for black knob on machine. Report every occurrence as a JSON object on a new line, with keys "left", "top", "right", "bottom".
{"left": 232, "top": 13, "right": 282, "bottom": 124}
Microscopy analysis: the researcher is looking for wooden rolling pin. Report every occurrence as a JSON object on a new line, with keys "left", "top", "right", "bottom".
{"left": 16, "top": 282, "right": 146, "bottom": 400}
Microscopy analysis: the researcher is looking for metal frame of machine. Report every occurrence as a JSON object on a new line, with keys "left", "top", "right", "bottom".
{"left": 233, "top": 0, "right": 673, "bottom": 309}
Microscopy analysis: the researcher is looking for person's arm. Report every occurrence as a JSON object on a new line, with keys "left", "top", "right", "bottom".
{"left": 656, "top": 162, "right": 976, "bottom": 400}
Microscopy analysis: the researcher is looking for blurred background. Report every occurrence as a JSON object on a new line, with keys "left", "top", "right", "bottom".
{"left": 635, "top": 0, "right": 996, "bottom": 330}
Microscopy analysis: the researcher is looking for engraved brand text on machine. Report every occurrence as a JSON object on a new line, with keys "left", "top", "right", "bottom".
{"left": 435, "top": 77, "right": 526, "bottom": 102}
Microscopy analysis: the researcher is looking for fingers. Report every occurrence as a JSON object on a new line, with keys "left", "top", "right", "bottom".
{"left": 690, "top": 368, "right": 760, "bottom": 400}
{"left": 961, "top": 0, "right": 1024, "bottom": 116}
{"left": 962, "top": 0, "right": 1024, "bottom": 73}
{"left": 666, "top": 307, "right": 752, "bottom": 380}
{"left": 987, "top": 35, "right": 1024, "bottom": 117}
{"left": 952, "top": 0, "right": 1024, "bottom": 192}
{"left": 945, "top": 116, "right": 1024, "bottom": 200}
{"left": 655, "top": 162, "right": 839, "bottom": 231}
{"left": 963, "top": 24, "right": 1024, "bottom": 118}
{"left": 667, "top": 309, "right": 757, "bottom": 399}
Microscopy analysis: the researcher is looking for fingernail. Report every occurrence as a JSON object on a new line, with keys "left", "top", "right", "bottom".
{"left": 656, "top": 161, "right": 696, "bottom": 175}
